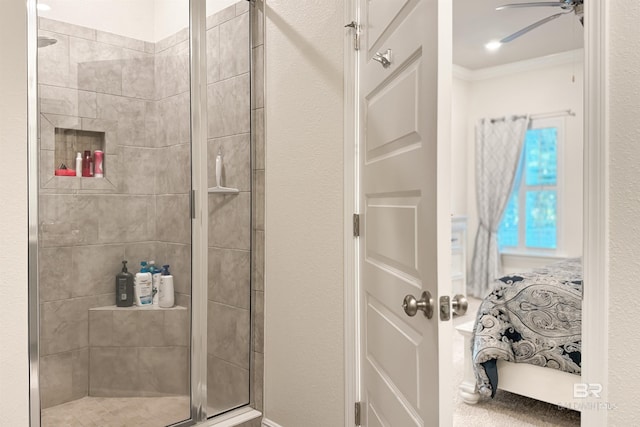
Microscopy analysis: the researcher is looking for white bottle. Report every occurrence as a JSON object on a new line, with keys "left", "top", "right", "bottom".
{"left": 75, "top": 152, "right": 82, "bottom": 177}
{"left": 159, "top": 264, "right": 175, "bottom": 308}
{"left": 134, "top": 261, "right": 153, "bottom": 307}
{"left": 149, "top": 260, "right": 162, "bottom": 305}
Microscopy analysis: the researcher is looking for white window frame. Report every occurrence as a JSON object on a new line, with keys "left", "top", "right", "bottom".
{"left": 501, "top": 117, "right": 565, "bottom": 256}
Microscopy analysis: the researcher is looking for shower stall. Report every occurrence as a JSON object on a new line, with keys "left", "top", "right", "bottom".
{"left": 28, "top": 0, "right": 264, "bottom": 425}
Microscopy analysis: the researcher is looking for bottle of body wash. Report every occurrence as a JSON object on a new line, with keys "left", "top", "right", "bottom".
{"left": 149, "top": 260, "right": 162, "bottom": 306}
{"left": 115, "top": 260, "right": 134, "bottom": 307}
{"left": 159, "top": 264, "right": 175, "bottom": 308}
{"left": 134, "top": 261, "right": 153, "bottom": 307}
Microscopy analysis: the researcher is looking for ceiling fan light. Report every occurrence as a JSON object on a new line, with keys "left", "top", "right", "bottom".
{"left": 485, "top": 40, "right": 502, "bottom": 51}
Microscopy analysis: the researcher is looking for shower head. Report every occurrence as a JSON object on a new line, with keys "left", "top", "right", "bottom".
{"left": 37, "top": 36, "right": 57, "bottom": 48}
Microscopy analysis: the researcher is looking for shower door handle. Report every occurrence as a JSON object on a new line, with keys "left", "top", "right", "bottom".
{"left": 372, "top": 49, "right": 392, "bottom": 68}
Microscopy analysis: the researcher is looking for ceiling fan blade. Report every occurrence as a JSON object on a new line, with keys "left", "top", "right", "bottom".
{"left": 496, "top": 2, "right": 567, "bottom": 11}
{"left": 499, "top": 12, "right": 567, "bottom": 43}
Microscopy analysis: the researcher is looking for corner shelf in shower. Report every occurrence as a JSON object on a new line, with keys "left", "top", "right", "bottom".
{"left": 208, "top": 186, "right": 240, "bottom": 194}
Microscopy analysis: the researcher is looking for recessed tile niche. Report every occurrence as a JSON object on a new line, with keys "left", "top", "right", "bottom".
{"left": 54, "top": 128, "right": 105, "bottom": 176}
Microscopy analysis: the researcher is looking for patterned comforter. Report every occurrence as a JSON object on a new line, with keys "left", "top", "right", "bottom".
{"left": 472, "top": 258, "right": 582, "bottom": 398}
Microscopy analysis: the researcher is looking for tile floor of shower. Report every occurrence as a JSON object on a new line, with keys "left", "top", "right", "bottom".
{"left": 42, "top": 396, "right": 236, "bottom": 426}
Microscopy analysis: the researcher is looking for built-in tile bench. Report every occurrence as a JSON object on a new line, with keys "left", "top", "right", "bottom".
{"left": 88, "top": 305, "right": 190, "bottom": 398}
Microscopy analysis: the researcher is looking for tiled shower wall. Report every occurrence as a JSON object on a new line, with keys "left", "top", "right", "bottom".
{"left": 37, "top": 0, "right": 264, "bottom": 417}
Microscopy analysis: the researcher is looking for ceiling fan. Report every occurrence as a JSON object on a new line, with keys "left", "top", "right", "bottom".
{"left": 496, "top": 0, "right": 584, "bottom": 43}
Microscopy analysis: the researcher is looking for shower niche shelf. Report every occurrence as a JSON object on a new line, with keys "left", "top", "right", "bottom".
{"left": 54, "top": 128, "right": 105, "bottom": 177}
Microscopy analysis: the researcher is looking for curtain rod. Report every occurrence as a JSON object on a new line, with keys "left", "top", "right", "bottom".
{"left": 489, "top": 109, "right": 576, "bottom": 123}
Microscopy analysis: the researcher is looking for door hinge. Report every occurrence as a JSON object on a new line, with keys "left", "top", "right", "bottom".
{"left": 353, "top": 213, "right": 360, "bottom": 237}
{"left": 355, "top": 401, "right": 362, "bottom": 426}
{"left": 345, "top": 21, "right": 360, "bottom": 51}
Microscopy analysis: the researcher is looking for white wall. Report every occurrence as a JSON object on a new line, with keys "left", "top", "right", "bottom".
{"left": 453, "top": 56, "right": 584, "bottom": 274}
{"left": 0, "top": 1, "right": 29, "bottom": 425}
{"left": 608, "top": 1, "right": 640, "bottom": 423}
{"left": 263, "top": 0, "right": 345, "bottom": 425}
{"left": 39, "top": 0, "right": 237, "bottom": 42}
{"left": 451, "top": 76, "right": 471, "bottom": 215}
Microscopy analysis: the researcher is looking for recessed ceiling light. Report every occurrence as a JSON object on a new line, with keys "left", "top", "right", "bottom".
{"left": 37, "top": 3, "right": 51, "bottom": 11}
{"left": 485, "top": 40, "right": 502, "bottom": 52}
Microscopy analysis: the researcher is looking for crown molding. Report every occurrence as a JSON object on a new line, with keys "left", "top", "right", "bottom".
{"left": 453, "top": 49, "right": 584, "bottom": 82}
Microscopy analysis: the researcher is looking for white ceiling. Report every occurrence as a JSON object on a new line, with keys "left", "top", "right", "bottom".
{"left": 453, "top": 0, "right": 584, "bottom": 70}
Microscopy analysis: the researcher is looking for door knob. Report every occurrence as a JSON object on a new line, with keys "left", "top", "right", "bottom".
{"left": 402, "top": 291, "right": 434, "bottom": 318}
{"left": 452, "top": 294, "right": 468, "bottom": 316}
{"left": 372, "top": 49, "right": 392, "bottom": 68}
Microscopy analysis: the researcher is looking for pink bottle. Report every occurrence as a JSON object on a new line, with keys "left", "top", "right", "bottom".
{"left": 94, "top": 150, "right": 104, "bottom": 178}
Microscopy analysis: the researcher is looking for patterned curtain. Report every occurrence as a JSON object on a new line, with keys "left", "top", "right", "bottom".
{"left": 469, "top": 116, "right": 529, "bottom": 297}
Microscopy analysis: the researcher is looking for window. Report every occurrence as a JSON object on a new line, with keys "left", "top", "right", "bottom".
{"left": 498, "top": 119, "right": 562, "bottom": 253}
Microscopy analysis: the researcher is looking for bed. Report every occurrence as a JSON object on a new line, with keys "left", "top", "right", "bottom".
{"left": 457, "top": 258, "right": 583, "bottom": 410}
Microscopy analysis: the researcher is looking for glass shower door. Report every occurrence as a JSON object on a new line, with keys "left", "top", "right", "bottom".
{"left": 36, "top": 1, "right": 192, "bottom": 425}
{"left": 205, "top": 0, "right": 252, "bottom": 417}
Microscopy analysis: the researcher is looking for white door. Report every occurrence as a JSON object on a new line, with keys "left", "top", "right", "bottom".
{"left": 358, "top": 0, "right": 452, "bottom": 425}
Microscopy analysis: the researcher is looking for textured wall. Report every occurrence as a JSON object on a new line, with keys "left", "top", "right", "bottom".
{"left": 608, "top": 1, "right": 640, "bottom": 423}
{"left": 264, "top": 0, "right": 345, "bottom": 425}
{"left": 0, "top": 1, "right": 29, "bottom": 425}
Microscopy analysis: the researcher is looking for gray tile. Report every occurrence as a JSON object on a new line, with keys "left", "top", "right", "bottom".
{"left": 39, "top": 17, "right": 96, "bottom": 40}
{"left": 164, "top": 244, "right": 192, "bottom": 295}
{"left": 252, "top": 290, "right": 264, "bottom": 354}
{"left": 207, "top": 355, "right": 250, "bottom": 414}
{"left": 39, "top": 194, "right": 99, "bottom": 248}
{"left": 97, "top": 195, "right": 156, "bottom": 243}
{"left": 208, "top": 248, "right": 250, "bottom": 309}
{"left": 69, "top": 37, "right": 124, "bottom": 94}
{"left": 206, "top": 26, "right": 220, "bottom": 84}
{"left": 122, "top": 53, "right": 155, "bottom": 100}
{"left": 124, "top": 242, "right": 165, "bottom": 270}
{"left": 138, "top": 310, "right": 166, "bottom": 347}
{"left": 207, "top": 301, "right": 250, "bottom": 368}
{"left": 96, "top": 30, "right": 146, "bottom": 52}
{"left": 138, "top": 346, "right": 189, "bottom": 396}
{"left": 236, "top": 2, "right": 250, "bottom": 15}
{"left": 40, "top": 351, "right": 73, "bottom": 408}
{"left": 40, "top": 297, "right": 91, "bottom": 355}
{"left": 254, "top": 108, "right": 264, "bottom": 170}
{"left": 156, "top": 144, "right": 191, "bottom": 194}
{"left": 155, "top": 41, "right": 190, "bottom": 100}
{"left": 71, "top": 244, "right": 124, "bottom": 298}
{"left": 71, "top": 348, "right": 89, "bottom": 400}
{"left": 78, "top": 90, "right": 97, "bottom": 118}
{"left": 110, "top": 310, "right": 139, "bottom": 347}
{"left": 40, "top": 85, "right": 79, "bottom": 116}
{"left": 39, "top": 246, "right": 73, "bottom": 302}
{"left": 252, "top": 230, "right": 264, "bottom": 292}
{"left": 96, "top": 93, "right": 147, "bottom": 147}
{"left": 207, "top": 5, "right": 237, "bottom": 29}
{"left": 38, "top": 30, "right": 70, "bottom": 87}
{"left": 208, "top": 134, "right": 251, "bottom": 191}
{"left": 120, "top": 146, "right": 156, "bottom": 194}
{"left": 164, "top": 309, "right": 190, "bottom": 346}
{"left": 156, "top": 194, "right": 191, "bottom": 244}
{"left": 144, "top": 100, "right": 158, "bottom": 147}
{"left": 219, "top": 13, "right": 250, "bottom": 80}
{"left": 254, "top": 170, "right": 264, "bottom": 231}
{"left": 155, "top": 94, "right": 190, "bottom": 147}
{"left": 207, "top": 73, "right": 250, "bottom": 138}
{"left": 176, "top": 293, "right": 191, "bottom": 309}
{"left": 89, "top": 310, "right": 113, "bottom": 347}
{"left": 251, "top": 45, "right": 264, "bottom": 109}
{"left": 208, "top": 192, "right": 251, "bottom": 250}
{"left": 145, "top": 41, "right": 155, "bottom": 54}
{"left": 89, "top": 347, "right": 139, "bottom": 396}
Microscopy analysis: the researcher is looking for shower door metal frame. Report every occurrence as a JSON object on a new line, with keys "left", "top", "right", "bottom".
{"left": 26, "top": 0, "right": 259, "bottom": 426}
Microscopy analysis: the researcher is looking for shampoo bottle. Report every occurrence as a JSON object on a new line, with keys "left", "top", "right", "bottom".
{"left": 149, "top": 260, "right": 162, "bottom": 305}
{"left": 115, "top": 260, "right": 134, "bottom": 307}
{"left": 75, "top": 152, "right": 82, "bottom": 178}
{"left": 159, "top": 264, "right": 175, "bottom": 308}
{"left": 134, "top": 261, "right": 153, "bottom": 307}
